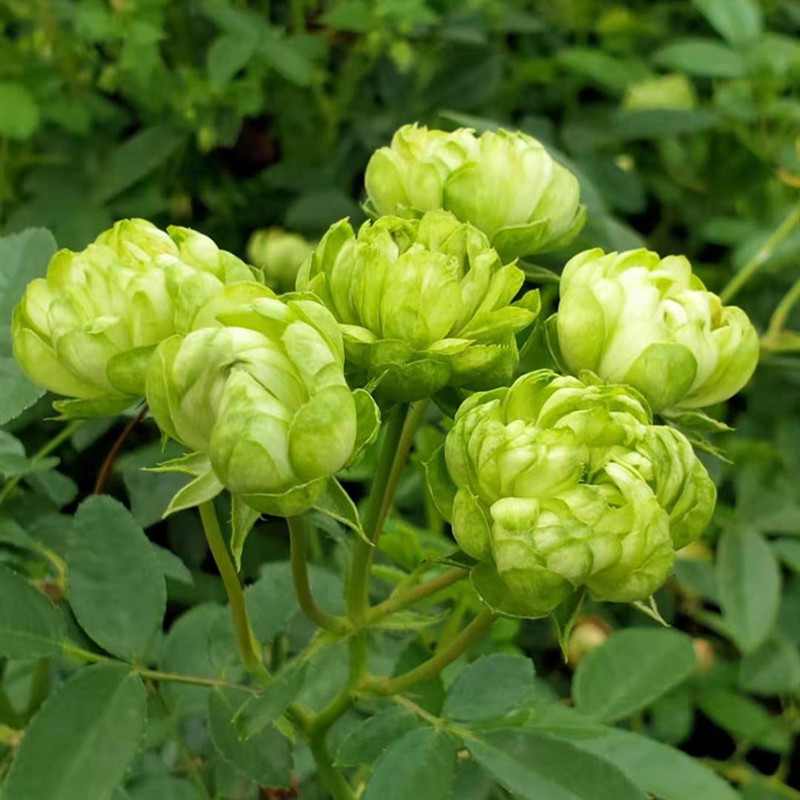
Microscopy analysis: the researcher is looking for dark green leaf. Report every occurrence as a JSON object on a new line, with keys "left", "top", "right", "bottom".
{"left": 692, "top": 0, "right": 762, "bottom": 44}
{"left": 207, "top": 32, "right": 258, "bottom": 85}
{"left": 160, "top": 604, "right": 221, "bottom": 714}
{"left": 3, "top": 663, "right": 146, "bottom": 800}
{"left": 654, "top": 39, "right": 746, "bottom": 78}
{"left": 573, "top": 629, "right": 697, "bottom": 722}
{"left": 234, "top": 661, "right": 308, "bottom": 739}
{"left": 128, "top": 776, "right": 204, "bottom": 800}
{"left": 93, "top": 126, "right": 186, "bottom": 203}
{"left": 336, "top": 705, "right": 422, "bottom": 767}
{"left": 0, "top": 83, "right": 40, "bottom": 140}
{"left": 444, "top": 655, "right": 535, "bottom": 722}
{"left": 0, "top": 227, "right": 57, "bottom": 423}
{"left": 738, "top": 636, "right": 800, "bottom": 696}
{"left": 467, "top": 729, "right": 646, "bottom": 800}
{"left": 717, "top": 527, "right": 781, "bottom": 653}
{"left": 697, "top": 687, "right": 791, "bottom": 752}
{"left": 0, "top": 564, "right": 64, "bottom": 658}
{"left": 69, "top": 496, "right": 166, "bottom": 659}
{"left": 561, "top": 727, "right": 740, "bottom": 800}
{"left": 208, "top": 688, "right": 293, "bottom": 787}
{"left": 363, "top": 728, "right": 458, "bottom": 800}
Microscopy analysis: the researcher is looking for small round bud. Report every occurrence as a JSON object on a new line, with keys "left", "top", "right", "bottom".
{"left": 567, "top": 617, "right": 611, "bottom": 666}
{"left": 246, "top": 227, "right": 314, "bottom": 293}
{"left": 11, "top": 220, "right": 255, "bottom": 413}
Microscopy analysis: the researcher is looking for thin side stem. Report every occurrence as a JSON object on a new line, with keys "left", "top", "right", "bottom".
{"left": 198, "top": 501, "right": 269, "bottom": 681}
{"left": 288, "top": 516, "right": 352, "bottom": 633}
{"left": 767, "top": 277, "right": 800, "bottom": 338}
{"left": 720, "top": 204, "right": 800, "bottom": 303}
{"left": 60, "top": 643, "right": 259, "bottom": 694}
{"left": 94, "top": 405, "right": 147, "bottom": 494}
{"left": 366, "top": 567, "right": 468, "bottom": 624}
{"left": 363, "top": 611, "right": 496, "bottom": 696}
{"left": 0, "top": 419, "right": 83, "bottom": 504}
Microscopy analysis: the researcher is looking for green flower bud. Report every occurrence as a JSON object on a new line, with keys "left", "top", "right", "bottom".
{"left": 246, "top": 227, "right": 315, "bottom": 293}
{"left": 555, "top": 248, "right": 759, "bottom": 412}
{"left": 146, "top": 290, "right": 371, "bottom": 516}
{"left": 11, "top": 220, "right": 256, "bottom": 413}
{"left": 297, "top": 210, "right": 539, "bottom": 401}
{"left": 365, "top": 124, "right": 585, "bottom": 260}
{"left": 441, "top": 370, "right": 715, "bottom": 617}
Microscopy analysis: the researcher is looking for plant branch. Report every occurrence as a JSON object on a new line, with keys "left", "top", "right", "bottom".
{"left": 362, "top": 611, "right": 496, "bottom": 696}
{"left": 308, "top": 733, "right": 356, "bottom": 800}
{"left": 346, "top": 400, "right": 428, "bottom": 626}
{"left": 198, "top": 501, "right": 269, "bottom": 681}
{"left": 720, "top": 204, "right": 800, "bottom": 303}
{"left": 366, "top": 567, "right": 468, "bottom": 624}
{"left": 94, "top": 405, "right": 148, "bottom": 494}
{"left": 288, "top": 515, "right": 352, "bottom": 634}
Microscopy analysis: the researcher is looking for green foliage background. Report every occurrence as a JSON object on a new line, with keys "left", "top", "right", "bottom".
{"left": 1, "top": 1, "right": 798, "bottom": 799}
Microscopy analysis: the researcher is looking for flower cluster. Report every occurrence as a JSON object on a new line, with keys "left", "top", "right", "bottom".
{"left": 365, "top": 124, "right": 585, "bottom": 260}
{"left": 11, "top": 123, "right": 760, "bottom": 616}
{"left": 435, "top": 370, "right": 716, "bottom": 617}
{"left": 553, "top": 248, "right": 759, "bottom": 412}
{"left": 146, "top": 286, "right": 374, "bottom": 516}
{"left": 12, "top": 219, "right": 254, "bottom": 413}
{"left": 297, "top": 210, "right": 539, "bottom": 401}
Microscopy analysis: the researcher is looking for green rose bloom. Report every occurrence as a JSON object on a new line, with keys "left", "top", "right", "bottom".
{"left": 554, "top": 248, "right": 760, "bottom": 412}
{"left": 365, "top": 124, "right": 585, "bottom": 260}
{"left": 11, "top": 220, "right": 255, "bottom": 414}
{"left": 246, "top": 227, "right": 315, "bottom": 293}
{"left": 297, "top": 210, "right": 539, "bottom": 401}
{"left": 436, "top": 370, "right": 715, "bottom": 617}
{"left": 146, "top": 288, "right": 377, "bottom": 516}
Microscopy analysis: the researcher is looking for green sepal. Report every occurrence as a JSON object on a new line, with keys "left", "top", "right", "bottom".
{"left": 52, "top": 396, "right": 136, "bottom": 420}
{"left": 163, "top": 468, "right": 224, "bottom": 517}
{"left": 631, "top": 595, "right": 670, "bottom": 627}
{"left": 368, "top": 609, "right": 449, "bottom": 631}
{"left": 230, "top": 494, "right": 262, "bottom": 569}
{"left": 146, "top": 451, "right": 210, "bottom": 477}
{"left": 661, "top": 408, "right": 733, "bottom": 434}
{"left": 491, "top": 219, "right": 551, "bottom": 262}
{"left": 313, "top": 477, "right": 368, "bottom": 544}
{"left": 242, "top": 477, "right": 327, "bottom": 518}
{"left": 470, "top": 562, "right": 552, "bottom": 620}
{"left": 551, "top": 588, "right": 587, "bottom": 662}
{"left": 517, "top": 261, "right": 561, "bottom": 284}
{"left": 422, "top": 445, "right": 457, "bottom": 521}
{"left": 543, "top": 313, "right": 568, "bottom": 374}
{"left": 347, "top": 389, "right": 381, "bottom": 467}
{"left": 106, "top": 344, "right": 157, "bottom": 396}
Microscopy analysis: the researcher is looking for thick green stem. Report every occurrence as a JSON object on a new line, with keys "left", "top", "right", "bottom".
{"left": 288, "top": 516, "right": 352, "bottom": 633}
{"left": 345, "top": 406, "right": 408, "bottom": 624}
{"left": 0, "top": 419, "right": 83, "bottom": 505}
{"left": 198, "top": 501, "right": 268, "bottom": 681}
{"left": 309, "top": 734, "right": 356, "bottom": 800}
{"left": 366, "top": 567, "right": 468, "bottom": 624}
{"left": 720, "top": 204, "right": 800, "bottom": 303}
{"left": 363, "top": 611, "right": 496, "bottom": 696}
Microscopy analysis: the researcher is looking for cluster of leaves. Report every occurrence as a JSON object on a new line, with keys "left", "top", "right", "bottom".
{"left": 1, "top": 0, "right": 799, "bottom": 799}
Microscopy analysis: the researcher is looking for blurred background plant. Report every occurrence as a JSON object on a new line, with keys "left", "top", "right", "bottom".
{"left": 1, "top": 1, "right": 799, "bottom": 799}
